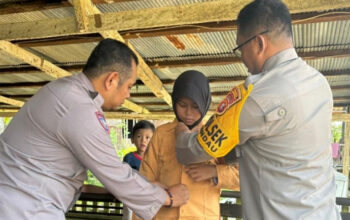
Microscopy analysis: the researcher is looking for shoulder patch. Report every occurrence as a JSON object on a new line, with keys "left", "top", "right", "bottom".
{"left": 216, "top": 86, "right": 242, "bottom": 115}
{"left": 95, "top": 111, "right": 110, "bottom": 134}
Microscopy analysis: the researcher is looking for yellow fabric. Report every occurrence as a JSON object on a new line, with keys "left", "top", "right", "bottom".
{"left": 134, "top": 120, "right": 239, "bottom": 220}
{"left": 198, "top": 83, "right": 253, "bottom": 157}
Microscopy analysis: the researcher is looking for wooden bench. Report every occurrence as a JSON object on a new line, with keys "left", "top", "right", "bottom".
{"left": 66, "top": 190, "right": 350, "bottom": 220}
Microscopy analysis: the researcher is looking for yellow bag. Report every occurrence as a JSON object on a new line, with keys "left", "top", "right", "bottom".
{"left": 197, "top": 83, "right": 253, "bottom": 157}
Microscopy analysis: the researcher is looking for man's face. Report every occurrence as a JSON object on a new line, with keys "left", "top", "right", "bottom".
{"left": 104, "top": 60, "right": 137, "bottom": 110}
{"left": 236, "top": 31, "right": 260, "bottom": 75}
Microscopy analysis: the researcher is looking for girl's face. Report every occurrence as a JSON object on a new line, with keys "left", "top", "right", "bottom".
{"left": 175, "top": 97, "right": 201, "bottom": 126}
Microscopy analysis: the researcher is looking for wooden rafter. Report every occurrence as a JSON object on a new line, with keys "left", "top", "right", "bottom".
{"left": 0, "top": 40, "right": 149, "bottom": 114}
{"left": 0, "top": 0, "right": 136, "bottom": 15}
{"left": 71, "top": 0, "right": 172, "bottom": 107}
{"left": 147, "top": 50, "right": 350, "bottom": 68}
{"left": 71, "top": 0, "right": 151, "bottom": 114}
{"left": 0, "top": 95, "right": 24, "bottom": 107}
{"left": 1, "top": 68, "right": 350, "bottom": 92}
{"left": 0, "top": 40, "right": 71, "bottom": 107}
{"left": 0, "top": 40, "right": 71, "bottom": 79}
{"left": 0, "top": 49, "right": 349, "bottom": 76}
{"left": 1, "top": 0, "right": 350, "bottom": 41}
{"left": 343, "top": 122, "right": 350, "bottom": 177}
{"left": 1, "top": 108, "right": 349, "bottom": 121}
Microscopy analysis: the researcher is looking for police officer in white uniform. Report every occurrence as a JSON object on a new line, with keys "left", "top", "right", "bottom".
{"left": 174, "top": 0, "right": 340, "bottom": 219}
{"left": 0, "top": 39, "right": 189, "bottom": 220}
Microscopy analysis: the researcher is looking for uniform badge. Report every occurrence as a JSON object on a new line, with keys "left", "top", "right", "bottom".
{"left": 216, "top": 86, "right": 242, "bottom": 115}
{"left": 95, "top": 111, "right": 110, "bottom": 134}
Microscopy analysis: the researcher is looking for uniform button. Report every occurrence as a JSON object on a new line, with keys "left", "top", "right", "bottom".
{"left": 278, "top": 108, "right": 286, "bottom": 116}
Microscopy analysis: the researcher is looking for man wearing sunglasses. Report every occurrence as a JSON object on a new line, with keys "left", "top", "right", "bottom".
{"left": 174, "top": 0, "right": 340, "bottom": 219}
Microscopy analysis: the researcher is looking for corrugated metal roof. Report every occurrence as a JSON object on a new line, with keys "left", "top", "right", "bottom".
{"left": 326, "top": 75, "right": 350, "bottom": 86}
{"left": 0, "top": 72, "right": 54, "bottom": 83}
{"left": 0, "top": 86, "right": 39, "bottom": 95}
{"left": 0, "top": 50, "right": 23, "bottom": 65}
{"left": 97, "top": 0, "right": 216, "bottom": 12}
{"left": 129, "top": 31, "right": 237, "bottom": 59}
{"left": 306, "top": 57, "right": 350, "bottom": 72}
{"left": 0, "top": 1, "right": 349, "bottom": 112}
{"left": 30, "top": 42, "right": 98, "bottom": 64}
{"left": 0, "top": 0, "right": 215, "bottom": 24}
{"left": 153, "top": 64, "right": 248, "bottom": 80}
{"left": 293, "top": 21, "right": 350, "bottom": 50}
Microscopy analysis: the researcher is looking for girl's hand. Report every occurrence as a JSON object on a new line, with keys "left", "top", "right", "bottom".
{"left": 185, "top": 164, "right": 217, "bottom": 182}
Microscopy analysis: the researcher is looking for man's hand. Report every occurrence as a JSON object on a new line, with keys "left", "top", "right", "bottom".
{"left": 185, "top": 163, "right": 217, "bottom": 182}
{"left": 164, "top": 184, "right": 189, "bottom": 207}
{"left": 175, "top": 122, "right": 190, "bottom": 138}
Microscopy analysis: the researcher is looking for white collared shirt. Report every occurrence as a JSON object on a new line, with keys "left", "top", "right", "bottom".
{"left": 0, "top": 73, "right": 166, "bottom": 220}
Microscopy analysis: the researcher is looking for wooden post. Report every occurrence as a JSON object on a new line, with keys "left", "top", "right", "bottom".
{"left": 343, "top": 122, "right": 350, "bottom": 178}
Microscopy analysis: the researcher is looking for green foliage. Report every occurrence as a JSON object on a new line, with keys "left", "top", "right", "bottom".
{"left": 4, "top": 117, "right": 12, "bottom": 125}
{"left": 331, "top": 122, "right": 343, "bottom": 143}
{"left": 84, "top": 170, "right": 103, "bottom": 187}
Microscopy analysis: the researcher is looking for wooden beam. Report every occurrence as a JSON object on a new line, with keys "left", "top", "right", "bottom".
{"left": 343, "top": 122, "right": 350, "bottom": 177}
{"left": 323, "top": 69, "right": 350, "bottom": 77}
{"left": 71, "top": 0, "right": 172, "bottom": 106}
{"left": 300, "top": 49, "right": 350, "bottom": 60}
{"left": 1, "top": 72, "right": 349, "bottom": 94}
{"left": 334, "top": 103, "right": 350, "bottom": 107}
{"left": 148, "top": 50, "right": 350, "bottom": 68}
{"left": 0, "top": 95, "right": 24, "bottom": 107}
{"left": 14, "top": 35, "right": 103, "bottom": 48}
{"left": 122, "top": 99, "right": 150, "bottom": 114}
{"left": 72, "top": 0, "right": 90, "bottom": 33}
{"left": 334, "top": 96, "right": 350, "bottom": 101}
{"left": 0, "top": 0, "right": 136, "bottom": 16}
{"left": 69, "top": 0, "right": 153, "bottom": 113}
{"left": 2, "top": 108, "right": 348, "bottom": 121}
{"left": 0, "top": 40, "right": 71, "bottom": 79}
{"left": 332, "top": 114, "right": 350, "bottom": 122}
{"left": 0, "top": 40, "right": 71, "bottom": 108}
{"left": 12, "top": 9, "right": 350, "bottom": 47}
{"left": 1, "top": 0, "right": 350, "bottom": 41}
{"left": 332, "top": 85, "right": 350, "bottom": 90}
{"left": 0, "top": 40, "right": 146, "bottom": 112}
{"left": 149, "top": 57, "right": 241, "bottom": 69}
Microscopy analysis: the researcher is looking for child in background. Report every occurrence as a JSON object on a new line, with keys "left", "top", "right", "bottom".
{"left": 122, "top": 120, "right": 155, "bottom": 220}
{"left": 138, "top": 70, "right": 239, "bottom": 220}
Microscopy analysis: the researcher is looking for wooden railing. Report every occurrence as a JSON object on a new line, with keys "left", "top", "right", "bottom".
{"left": 66, "top": 191, "right": 350, "bottom": 220}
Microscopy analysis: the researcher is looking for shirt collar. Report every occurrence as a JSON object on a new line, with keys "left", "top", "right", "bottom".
{"left": 245, "top": 48, "right": 298, "bottom": 88}
{"left": 78, "top": 73, "right": 105, "bottom": 107}
{"left": 262, "top": 48, "right": 298, "bottom": 72}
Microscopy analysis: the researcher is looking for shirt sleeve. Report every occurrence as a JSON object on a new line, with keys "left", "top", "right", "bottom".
{"left": 175, "top": 96, "right": 266, "bottom": 165}
{"left": 238, "top": 97, "right": 266, "bottom": 145}
{"left": 139, "top": 129, "right": 160, "bottom": 182}
{"left": 56, "top": 105, "right": 166, "bottom": 220}
{"left": 175, "top": 132, "right": 212, "bottom": 165}
{"left": 215, "top": 164, "right": 240, "bottom": 190}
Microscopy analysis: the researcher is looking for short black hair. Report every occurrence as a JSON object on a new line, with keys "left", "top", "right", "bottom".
{"left": 237, "top": 0, "right": 292, "bottom": 38}
{"left": 83, "top": 39, "right": 138, "bottom": 83}
{"left": 131, "top": 120, "right": 155, "bottom": 138}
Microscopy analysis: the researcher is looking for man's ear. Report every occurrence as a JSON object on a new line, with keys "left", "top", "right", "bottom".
{"left": 256, "top": 35, "right": 267, "bottom": 55}
{"left": 104, "top": 72, "right": 120, "bottom": 91}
